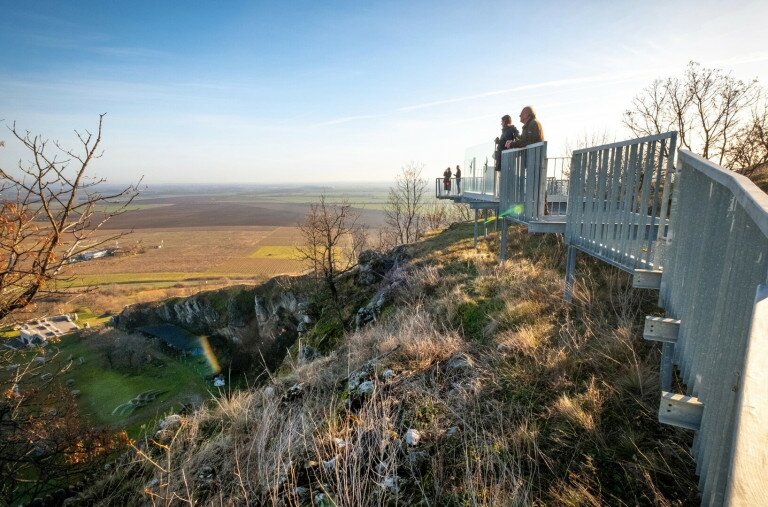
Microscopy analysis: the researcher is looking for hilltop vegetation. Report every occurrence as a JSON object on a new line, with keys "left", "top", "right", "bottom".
{"left": 75, "top": 223, "right": 699, "bottom": 506}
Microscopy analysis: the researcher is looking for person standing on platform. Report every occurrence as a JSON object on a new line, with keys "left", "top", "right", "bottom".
{"left": 443, "top": 166, "right": 452, "bottom": 195}
{"left": 505, "top": 106, "right": 544, "bottom": 149}
{"left": 494, "top": 115, "right": 519, "bottom": 170}
{"left": 455, "top": 165, "right": 462, "bottom": 194}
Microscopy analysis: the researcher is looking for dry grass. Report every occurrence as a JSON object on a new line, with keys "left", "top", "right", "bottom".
{"left": 78, "top": 222, "right": 699, "bottom": 506}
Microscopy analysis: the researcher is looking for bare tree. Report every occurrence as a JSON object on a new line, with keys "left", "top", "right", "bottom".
{"left": 1, "top": 349, "right": 123, "bottom": 504}
{"left": 421, "top": 200, "right": 450, "bottom": 231}
{"left": 296, "top": 195, "right": 367, "bottom": 305}
{"left": 384, "top": 163, "right": 427, "bottom": 245}
{"left": 728, "top": 101, "right": 768, "bottom": 175}
{"left": 0, "top": 114, "right": 140, "bottom": 322}
{"left": 563, "top": 130, "right": 616, "bottom": 158}
{"left": 623, "top": 62, "right": 762, "bottom": 168}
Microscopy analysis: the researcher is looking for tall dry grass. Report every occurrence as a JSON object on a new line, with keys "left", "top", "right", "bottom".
{"left": 76, "top": 223, "right": 698, "bottom": 506}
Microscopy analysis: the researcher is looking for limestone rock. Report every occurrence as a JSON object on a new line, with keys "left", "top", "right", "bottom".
{"left": 446, "top": 353, "right": 475, "bottom": 373}
{"left": 159, "top": 414, "right": 182, "bottom": 430}
{"left": 404, "top": 428, "right": 421, "bottom": 446}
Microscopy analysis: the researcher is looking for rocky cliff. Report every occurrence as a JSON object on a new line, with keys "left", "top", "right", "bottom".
{"left": 115, "top": 276, "right": 310, "bottom": 372}
{"left": 114, "top": 246, "right": 410, "bottom": 374}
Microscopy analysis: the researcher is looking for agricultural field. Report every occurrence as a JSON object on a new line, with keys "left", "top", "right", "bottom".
{"left": 33, "top": 186, "right": 389, "bottom": 317}
{"left": 69, "top": 226, "right": 306, "bottom": 285}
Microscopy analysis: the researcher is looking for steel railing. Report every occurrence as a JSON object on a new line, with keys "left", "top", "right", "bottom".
{"left": 455, "top": 130, "right": 768, "bottom": 503}
{"left": 565, "top": 132, "right": 677, "bottom": 275}
{"left": 434, "top": 177, "right": 464, "bottom": 198}
{"left": 545, "top": 156, "right": 570, "bottom": 217}
{"left": 655, "top": 150, "right": 768, "bottom": 505}
{"left": 498, "top": 142, "right": 548, "bottom": 223}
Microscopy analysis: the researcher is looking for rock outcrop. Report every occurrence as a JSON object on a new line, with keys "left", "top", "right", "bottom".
{"left": 114, "top": 276, "right": 310, "bottom": 373}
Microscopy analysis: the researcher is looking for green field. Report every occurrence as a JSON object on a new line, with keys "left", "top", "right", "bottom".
{"left": 67, "top": 272, "right": 266, "bottom": 287}
{"left": 249, "top": 245, "right": 302, "bottom": 260}
{"left": 54, "top": 334, "right": 212, "bottom": 435}
{"left": 2, "top": 318, "right": 215, "bottom": 438}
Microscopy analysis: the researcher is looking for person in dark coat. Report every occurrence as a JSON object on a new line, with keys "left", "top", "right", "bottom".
{"left": 455, "top": 165, "right": 462, "bottom": 194}
{"left": 494, "top": 115, "right": 519, "bottom": 170}
{"left": 505, "top": 106, "right": 544, "bottom": 149}
{"left": 443, "top": 166, "right": 452, "bottom": 195}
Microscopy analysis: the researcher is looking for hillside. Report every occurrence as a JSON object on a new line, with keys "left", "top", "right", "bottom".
{"left": 74, "top": 222, "right": 699, "bottom": 506}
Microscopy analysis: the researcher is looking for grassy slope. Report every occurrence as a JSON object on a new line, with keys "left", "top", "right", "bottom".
{"left": 55, "top": 335, "right": 212, "bottom": 436}
{"left": 80, "top": 222, "right": 699, "bottom": 506}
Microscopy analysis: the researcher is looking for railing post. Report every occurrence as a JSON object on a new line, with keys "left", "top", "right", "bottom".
{"left": 564, "top": 244, "right": 577, "bottom": 301}
{"left": 499, "top": 218, "right": 508, "bottom": 262}
{"left": 660, "top": 342, "right": 674, "bottom": 391}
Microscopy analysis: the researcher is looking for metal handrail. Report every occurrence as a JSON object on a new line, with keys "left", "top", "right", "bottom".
{"left": 434, "top": 177, "right": 463, "bottom": 198}
{"left": 565, "top": 132, "right": 677, "bottom": 273}
{"left": 455, "top": 131, "right": 768, "bottom": 503}
{"left": 657, "top": 150, "right": 768, "bottom": 505}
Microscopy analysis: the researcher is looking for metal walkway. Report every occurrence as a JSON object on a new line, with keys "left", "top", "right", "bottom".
{"left": 446, "top": 130, "right": 768, "bottom": 505}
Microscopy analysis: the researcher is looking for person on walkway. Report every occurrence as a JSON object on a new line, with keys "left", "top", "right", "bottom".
{"left": 505, "top": 106, "right": 544, "bottom": 149}
{"left": 494, "top": 115, "right": 520, "bottom": 170}
{"left": 455, "top": 165, "right": 462, "bottom": 194}
{"left": 443, "top": 166, "right": 452, "bottom": 195}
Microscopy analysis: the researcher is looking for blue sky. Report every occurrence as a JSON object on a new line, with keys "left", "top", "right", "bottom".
{"left": 2, "top": 0, "right": 767, "bottom": 184}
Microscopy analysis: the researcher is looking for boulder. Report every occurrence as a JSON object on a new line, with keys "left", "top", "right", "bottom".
{"left": 446, "top": 353, "right": 475, "bottom": 373}
{"left": 159, "top": 414, "right": 182, "bottom": 430}
{"left": 404, "top": 428, "right": 421, "bottom": 446}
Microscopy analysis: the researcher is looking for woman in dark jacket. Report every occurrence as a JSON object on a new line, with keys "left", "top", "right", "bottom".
{"left": 494, "top": 115, "right": 519, "bottom": 170}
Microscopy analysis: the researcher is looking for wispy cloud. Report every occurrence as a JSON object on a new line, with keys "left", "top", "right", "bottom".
{"left": 314, "top": 71, "right": 650, "bottom": 128}
{"left": 6, "top": 18, "right": 168, "bottom": 61}
{"left": 396, "top": 73, "right": 642, "bottom": 113}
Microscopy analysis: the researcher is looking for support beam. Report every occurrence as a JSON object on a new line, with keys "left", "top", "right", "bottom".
{"left": 633, "top": 269, "right": 663, "bottom": 289}
{"left": 473, "top": 209, "right": 478, "bottom": 248}
{"left": 658, "top": 391, "right": 703, "bottom": 430}
{"left": 528, "top": 221, "right": 566, "bottom": 234}
{"left": 564, "top": 244, "right": 577, "bottom": 302}
{"left": 643, "top": 317, "right": 680, "bottom": 391}
{"left": 499, "top": 218, "right": 508, "bottom": 262}
{"left": 660, "top": 342, "right": 674, "bottom": 391}
{"left": 643, "top": 316, "right": 681, "bottom": 343}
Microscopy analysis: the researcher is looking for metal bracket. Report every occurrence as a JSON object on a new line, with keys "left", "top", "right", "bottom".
{"left": 658, "top": 391, "right": 704, "bottom": 430}
{"left": 528, "top": 221, "right": 566, "bottom": 234}
{"left": 633, "top": 269, "right": 662, "bottom": 289}
{"left": 643, "top": 316, "right": 681, "bottom": 343}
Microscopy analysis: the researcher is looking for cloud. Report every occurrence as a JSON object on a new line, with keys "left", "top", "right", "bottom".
{"left": 313, "top": 71, "right": 653, "bottom": 128}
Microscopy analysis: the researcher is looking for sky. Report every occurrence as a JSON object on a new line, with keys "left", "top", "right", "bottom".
{"left": 1, "top": 0, "right": 768, "bottom": 185}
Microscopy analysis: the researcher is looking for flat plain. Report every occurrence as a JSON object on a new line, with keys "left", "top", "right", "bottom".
{"left": 48, "top": 183, "right": 389, "bottom": 314}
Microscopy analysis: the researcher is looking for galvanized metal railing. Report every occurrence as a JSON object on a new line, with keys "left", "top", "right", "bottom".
{"left": 651, "top": 150, "right": 768, "bottom": 506}
{"left": 455, "top": 129, "right": 768, "bottom": 503}
{"left": 435, "top": 177, "right": 463, "bottom": 199}
{"left": 545, "top": 156, "right": 570, "bottom": 216}
{"left": 498, "top": 142, "right": 547, "bottom": 260}
{"left": 498, "top": 142, "right": 547, "bottom": 223}
{"left": 564, "top": 132, "right": 677, "bottom": 294}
